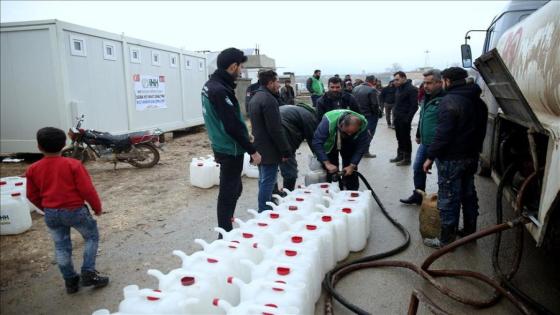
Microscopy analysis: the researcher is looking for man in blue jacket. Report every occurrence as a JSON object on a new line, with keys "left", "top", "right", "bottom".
{"left": 423, "top": 67, "right": 488, "bottom": 248}
{"left": 312, "top": 110, "right": 370, "bottom": 190}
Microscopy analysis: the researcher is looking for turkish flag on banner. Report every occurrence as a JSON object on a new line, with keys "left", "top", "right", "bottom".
{"left": 133, "top": 74, "right": 140, "bottom": 82}
{"left": 159, "top": 76, "right": 165, "bottom": 83}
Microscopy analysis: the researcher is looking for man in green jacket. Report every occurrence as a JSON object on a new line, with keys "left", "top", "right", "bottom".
{"left": 306, "top": 69, "right": 325, "bottom": 107}
{"left": 400, "top": 69, "right": 444, "bottom": 205}
{"left": 201, "top": 47, "right": 262, "bottom": 234}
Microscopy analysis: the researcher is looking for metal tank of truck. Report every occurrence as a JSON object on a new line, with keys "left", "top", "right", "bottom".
{"left": 461, "top": 0, "right": 559, "bottom": 248}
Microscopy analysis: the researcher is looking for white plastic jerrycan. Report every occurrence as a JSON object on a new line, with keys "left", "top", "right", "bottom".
{"left": 243, "top": 153, "right": 259, "bottom": 178}
{"left": 304, "top": 169, "right": 327, "bottom": 187}
{"left": 273, "top": 189, "right": 326, "bottom": 208}
{"left": 117, "top": 285, "right": 198, "bottom": 314}
{"left": 241, "top": 259, "right": 320, "bottom": 302}
{"left": 247, "top": 208, "right": 304, "bottom": 225}
{"left": 172, "top": 250, "right": 241, "bottom": 304}
{"left": 0, "top": 192, "right": 32, "bottom": 235}
{"left": 309, "top": 211, "right": 349, "bottom": 262}
{"left": 328, "top": 190, "right": 374, "bottom": 233}
{"left": 292, "top": 221, "right": 336, "bottom": 274}
{"left": 233, "top": 217, "right": 291, "bottom": 237}
{"left": 304, "top": 182, "right": 341, "bottom": 196}
{"left": 260, "top": 244, "right": 321, "bottom": 296}
{"left": 147, "top": 269, "right": 223, "bottom": 315}
{"left": 213, "top": 299, "right": 299, "bottom": 315}
{"left": 214, "top": 226, "right": 275, "bottom": 250}
{"left": 195, "top": 238, "right": 263, "bottom": 264}
{"left": 265, "top": 200, "right": 318, "bottom": 218}
{"left": 320, "top": 203, "right": 367, "bottom": 252}
{"left": 1, "top": 177, "right": 40, "bottom": 213}
{"left": 189, "top": 157, "right": 220, "bottom": 189}
{"left": 227, "top": 277, "right": 312, "bottom": 315}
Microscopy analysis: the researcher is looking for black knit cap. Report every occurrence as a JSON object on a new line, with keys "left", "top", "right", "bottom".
{"left": 217, "top": 47, "right": 248, "bottom": 70}
{"left": 441, "top": 67, "right": 468, "bottom": 82}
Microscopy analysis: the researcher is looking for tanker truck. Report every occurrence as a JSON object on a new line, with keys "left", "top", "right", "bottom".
{"left": 461, "top": 0, "right": 559, "bottom": 251}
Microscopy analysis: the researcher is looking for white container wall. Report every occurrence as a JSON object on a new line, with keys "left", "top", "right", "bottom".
{"left": 0, "top": 20, "right": 207, "bottom": 153}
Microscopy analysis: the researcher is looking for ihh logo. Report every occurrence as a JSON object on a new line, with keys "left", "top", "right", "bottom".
{"left": 142, "top": 78, "right": 159, "bottom": 88}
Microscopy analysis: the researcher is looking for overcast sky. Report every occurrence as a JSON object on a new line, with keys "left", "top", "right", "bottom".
{"left": 1, "top": 1, "right": 506, "bottom": 75}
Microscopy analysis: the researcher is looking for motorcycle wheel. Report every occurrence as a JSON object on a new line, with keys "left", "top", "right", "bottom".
{"left": 61, "top": 147, "right": 89, "bottom": 163}
{"left": 128, "top": 143, "right": 160, "bottom": 168}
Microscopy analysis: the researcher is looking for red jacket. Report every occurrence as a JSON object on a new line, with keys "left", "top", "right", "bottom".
{"left": 25, "top": 156, "right": 102, "bottom": 214}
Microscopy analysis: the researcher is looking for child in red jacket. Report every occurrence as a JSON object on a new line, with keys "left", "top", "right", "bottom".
{"left": 26, "top": 127, "right": 109, "bottom": 294}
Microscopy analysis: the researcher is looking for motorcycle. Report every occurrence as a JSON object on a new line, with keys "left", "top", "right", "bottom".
{"left": 62, "top": 115, "right": 163, "bottom": 169}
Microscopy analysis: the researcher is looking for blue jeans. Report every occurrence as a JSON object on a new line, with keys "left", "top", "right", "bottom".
{"left": 436, "top": 158, "right": 479, "bottom": 229}
{"left": 365, "top": 115, "right": 379, "bottom": 138}
{"left": 311, "top": 95, "right": 321, "bottom": 107}
{"left": 44, "top": 206, "right": 99, "bottom": 280}
{"left": 413, "top": 144, "right": 429, "bottom": 191}
{"left": 258, "top": 164, "right": 279, "bottom": 212}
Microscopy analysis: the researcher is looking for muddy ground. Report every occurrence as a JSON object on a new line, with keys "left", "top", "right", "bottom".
{"left": 1, "top": 117, "right": 559, "bottom": 315}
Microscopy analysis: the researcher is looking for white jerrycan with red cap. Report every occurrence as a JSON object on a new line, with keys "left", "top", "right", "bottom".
{"left": 292, "top": 220, "right": 336, "bottom": 272}
{"left": 240, "top": 258, "right": 319, "bottom": 302}
{"left": 117, "top": 285, "right": 199, "bottom": 314}
{"left": 303, "top": 182, "right": 341, "bottom": 196}
{"left": 147, "top": 269, "right": 220, "bottom": 314}
{"left": 189, "top": 157, "right": 218, "bottom": 189}
{"left": 195, "top": 238, "right": 263, "bottom": 264}
{"left": 213, "top": 299, "right": 299, "bottom": 315}
{"left": 273, "top": 188, "right": 326, "bottom": 208}
{"left": 233, "top": 217, "right": 290, "bottom": 237}
{"left": 172, "top": 250, "right": 241, "bottom": 304}
{"left": 265, "top": 199, "right": 318, "bottom": 218}
{"left": 214, "top": 226, "right": 275, "bottom": 249}
{"left": 309, "top": 210, "right": 349, "bottom": 262}
{"left": 327, "top": 190, "right": 373, "bottom": 236}
{"left": 227, "top": 277, "right": 312, "bottom": 315}
{"left": 260, "top": 244, "right": 321, "bottom": 295}
{"left": 247, "top": 208, "right": 304, "bottom": 225}
{"left": 320, "top": 202, "right": 367, "bottom": 252}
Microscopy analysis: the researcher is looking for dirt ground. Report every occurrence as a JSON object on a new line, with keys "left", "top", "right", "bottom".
{"left": 0, "top": 128, "right": 214, "bottom": 292}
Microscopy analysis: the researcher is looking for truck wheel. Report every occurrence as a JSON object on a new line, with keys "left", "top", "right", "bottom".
{"left": 61, "top": 147, "right": 89, "bottom": 163}
{"left": 128, "top": 143, "right": 160, "bottom": 168}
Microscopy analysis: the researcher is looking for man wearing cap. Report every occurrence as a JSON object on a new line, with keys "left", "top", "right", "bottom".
{"left": 201, "top": 47, "right": 262, "bottom": 235}
{"left": 352, "top": 75, "right": 381, "bottom": 158}
{"left": 312, "top": 109, "right": 370, "bottom": 190}
{"left": 423, "top": 67, "right": 488, "bottom": 248}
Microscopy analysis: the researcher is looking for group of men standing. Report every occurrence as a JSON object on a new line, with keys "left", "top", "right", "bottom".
{"left": 202, "top": 47, "right": 488, "bottom": 250}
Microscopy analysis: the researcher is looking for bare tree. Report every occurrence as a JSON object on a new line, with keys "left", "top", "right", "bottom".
{"left": 385, "top": 63, "right": 403, "bottom": 73}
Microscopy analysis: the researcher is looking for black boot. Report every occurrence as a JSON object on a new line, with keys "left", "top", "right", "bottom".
{"left": 390, "top": 152, "right": 403, "bottom": 163}
{"left": 399, "top": 190, "right": 422, "bottom": 205}
{"left": 396, "top": 153, "right": 411, "bottom": 166}
{"left": 458, "top": 218, "right": 477, "bottom": 237}
{"left": 283, "top": 178, "right": 297, "bottom": 192}
{"left": 81, "top": 270, "right": 109, "bottom": 288}
{"left": 65, "top": 275, "right": 80, "bottom": 294}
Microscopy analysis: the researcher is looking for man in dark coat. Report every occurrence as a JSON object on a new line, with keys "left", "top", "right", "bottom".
{"left": 248, "top": 70, "right": 292, "bottom": 212}
{"left": 390, "top": 71, "right": 418, "bottom": 166}
{"left": 280, "top": 79, "right": 296, "bottom": 105}
{"left": 316, "top": 76, "right": 360, "bottom": 120}
{"left": 380, "top": 80, "right": 397, "bottom": 127}
{"left": 353, "top": 75, "right": 381, "bottom": 158}
{"left": 277, "top": 103, "right": 318, "bottom": 191}
{"left": 423, "top": 67, "right": 488, "bottom": 248}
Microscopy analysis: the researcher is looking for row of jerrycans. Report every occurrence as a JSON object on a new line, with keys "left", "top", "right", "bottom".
{"left": 93, "top": 183, "right": 374, "bottom": 315}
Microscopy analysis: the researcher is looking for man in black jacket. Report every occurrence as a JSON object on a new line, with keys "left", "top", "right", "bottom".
{"left": 277, "top": 103, "right": 318, "bottom": 191}
{"left": 390, "top": 71, "right": 418, "bottom": 166}
{"left": 316, "top": 76, "right": 360, "bottom": 120}
{"left": 249, "top": 70, "right": 292, "bottom": 212}
{"left": 280, "top": 79, "right": 295, "bottom": 105}
{"left": 352, "top": 75, "right": 381, "bottom": 158}
{"left": 380, "top": 80, "right": 396, "bottom": 127}
{"left": 201, "top": 47, "right": 262, "bottom": 235}
{"left": 423, "top": 67, "right": 488, "bottom": 248}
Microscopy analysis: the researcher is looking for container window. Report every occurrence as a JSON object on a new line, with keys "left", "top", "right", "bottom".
{"left": 130, "top": 48, "right": 141, "bottom": 64}
{"left": 198, "top": 60, "right": 204, "bottom": 71}
{"left": 70, "top": 35, "right": 87, "bottom": 57}
{"left": 152, "top": 51, "right": 161, "bottom": 66}
{"left": 170, "top": 55, "right": 178, "bottom": 68}
{"left": 103, "top": 41, "right": 117, "bottom": 61}
{"left": 185, "top": 57, "right": 192, "bottom": 70}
